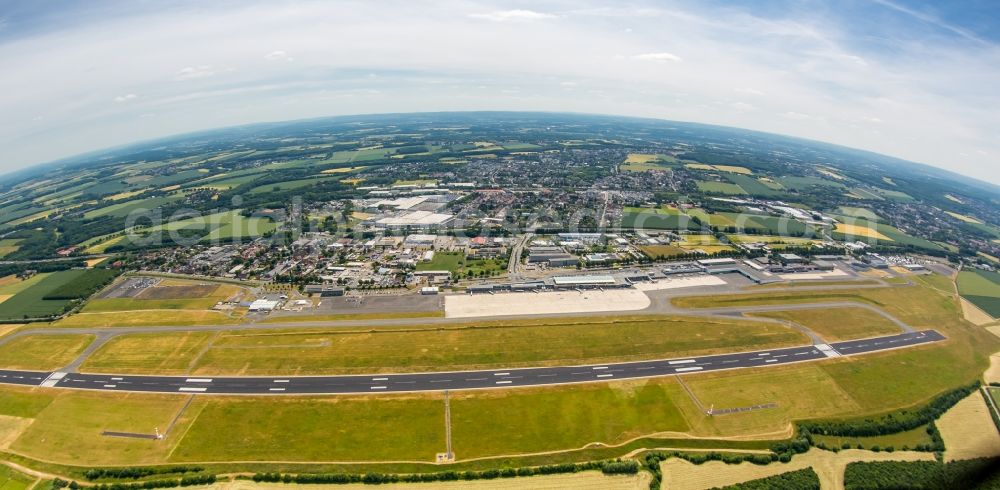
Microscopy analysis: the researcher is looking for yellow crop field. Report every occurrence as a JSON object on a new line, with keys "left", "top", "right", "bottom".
{"left": 713, "top": 165, "right": 753, "bottom": 175}
{"left": 945, "top": 211, "right": 983, "bottom": 224}
{"left": 661, "top": 448, "right": 933, "bottom": 490}
{"left": 937, "top": 392, "right": 1000, "bottom": 461}
{"left": 624, "top": 153, "right": 659, "bottom": 163}
{"left": 834, "top": 223, "right": 892, "bottom": 240}
{"left": 320, "top": 166, "right": 367, "bottom": 174}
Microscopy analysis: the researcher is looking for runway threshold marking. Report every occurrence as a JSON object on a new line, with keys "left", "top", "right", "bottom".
{"left": 675, "top": 367, "right": 703, "bottom": 373}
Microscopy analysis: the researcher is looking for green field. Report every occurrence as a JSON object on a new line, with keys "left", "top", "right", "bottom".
{"left": 811, "top": 425, "right": 933, "bottom": 450}
{"left": 248, "top": 175, "right": 341, "bottom": 195}
{"left": 697, "top": 181, "right": 746, "bottom": 195}
{"left": 725, "top": 174, "right": 783, "bottom": 197}
{"left": 170, "top": 396, "right": 446, "bottom": 462}
{"left": 0, "top": 334, "right": 94, "bottom": 370}
{"left": 80, "top": 316, "right": 807, "bottom": 375}
{"left": 776, "top": 176, "right": 845, "bottom": 190}
{"left": 956, "top": 269, "right": 1000, "bottom": 317}
{"left": 128, "top": 209, "right": 277, "bottom": 243}
{"left": 0, "top": 270, "right": 94, "bottom": 320}
{"left": 414, "top": 252, "right": 504, "bottom": 277}
{"left": 749, "top": 307, "right": 902, "bottom": 342}
{"left": 622, "top": 207, "right": 699, "bottom": 230}
{"left": 0, "top": 465, "right": 35, "bottom": 490}
{"left": 83, "top": 193, "right": 186, "bottom": 219}
{"left": 0, "top": 238, "right": 22, "bottom": 258}
{"left": 836, "top": 206, "right": 882, "bottom": 221}
{"left": 450, "top": 379, "right": 690, "bottom": 457}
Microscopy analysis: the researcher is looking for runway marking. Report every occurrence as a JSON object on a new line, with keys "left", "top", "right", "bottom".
{"left": 675, "top": 367, "right": 703, "bottom": 372}
{"left": 269, "top": 388, "right": 285, "bottom": 392}
{"left": 765, "top": 359, "right": 778, "bottom": 363}
{"left": 370, "top": 386, "right": 387, "bottom": 390}
{"left": 636, "top": 367, "right": 656, "bottom": 370}
{"left": 103, "top": 384, "right": 117, "bottom": 388}
{"left": 466, "top": 377, "right": 488, "bottom": 381}
{"left": 592, "top": 366, "right": 608, "bottom": 370}
{"left": 179, "top": 387, "right": 207, "bottom": 392}
{"left": 496, "top": 380, "right": 512, "bottom": 384}
{"left": 596, "top": 374, "right": 613, "bottom": 378}
{"left": 111, "top": 377, "right": 123, "bottom": 381}
{"left": 722, "top": 360, "right": 738, "bottom": 364}
{"left": 273, "top": 379, "right": 289, "bottom": 383}
{"left": 669, "top": 359, "right": 696, "bottom": 365}
{"left": 493, "top": 372, "right": 509, "bottom": 376}
{"left": 537, "top": 373, "right": 557, "bottom": 377}
{"left": 429, "top": 379, "right": 452, "bottom": 383}
{"left": 372, "top": 377, "right": 388, "bottom": 381}
{"left": 185, "top": 378, "right": 213, "bottom": 383}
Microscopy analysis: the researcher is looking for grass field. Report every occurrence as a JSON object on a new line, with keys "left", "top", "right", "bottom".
{"left": 621, "top": 207, "right": 699, "bottom": 230}
{"left": 696, "top": 181, "right": 746, "bottom": 195}
{"left": 208, "top": 472, "right": 649, "bottom": 490}
{"left": 682, "top": 364, "right": 861, "bottom": 436}
{"left": 81, "top": 316, "right": 808, "bottom": 375}
{"left": 130, "top": 210, "right": 277, "bottom": 242}
{"left": 811, "top": 425, "right": 933, "bottom": 451}
{"left": 956, "top": 269, "right": 1000, "bottom": 318}
{"left": 170, "top": 395, "right": 446, "bottom": 462}
{"left": 450, "top": 379, "right": 690, "bottom": 457}
{"left": 0, "top": 334, "right": 94, "bottom": 370}
{"left": 0, "top": 270, "right": 92, "bottom": 320}
{"left": 52, "top": 309, "right": 242, "bottom": 328}
{"left": 81, "top": 331, "right": 216, "bottom": 374}
{"left": 620, "top": 153, "right": 675, "bottom": 171}
{"left": 0, "top": 238, "right": 22, "bottom": 258}
{"left": 414, "top": 252, "right": 463, "bottom": 273}
{"left": 0, "top": 465, "right": 35, "bottom": 490}
{"left": 748, "top": 307, "right": 902, "bottom": 342}
{"left": 725, "top": 234, "right": 818, "bottom": 246}
{"left": 8, "top": 389, "right": 192, "bottom": 465}
{"left": 837, "top": 207, "right": 881, "bottom": 221}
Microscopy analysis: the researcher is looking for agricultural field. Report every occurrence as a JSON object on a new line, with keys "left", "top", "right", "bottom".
{"left": 835, "top": 206, "right": 882, "bottom": 221}
{"left": 621, "top": 206, "right": 699, "bottom": 230}
{"left": 956, "top": 269, "right": 1000, "bottom": 318}
{"left": 725, "top": 234, "right": 819, "bottom": 247}
{"left": 0, "top": 238, "right": 22, "bottom": 257}
{"left": 945, "top": 211, "right": 983, "bottom": 224}
{"left": 0, "top": 466, "right": 35, "bottom": 490}
{"left": 0, "top": 334, "right": 94, "bottom": 370}
{"left": 749, "top": 307, "right": 903, "bottom": 342}
{"left": 936, "top": 392, "right": 1000, "bottom": 461}
{"left": 725, "top": 174, "right": 783, "bottom": 197}
{"left": 129, "top": 209, "right": 278, "bottom": 243}
{"left": 0, "top": 269, "right": 109, "bottom": 321}
{"left": 696, "top": 180, "right": 746, "bottom": 195}
{"left": 81, "top": 316, "right": 808, "bottom": 375}
{"left": 620, "top": 153, "right": 676, "bottom": 172}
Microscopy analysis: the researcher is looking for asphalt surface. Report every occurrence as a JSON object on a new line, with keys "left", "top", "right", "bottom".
{"left": 0, "top": 330, "right": 944, "bottom": 395}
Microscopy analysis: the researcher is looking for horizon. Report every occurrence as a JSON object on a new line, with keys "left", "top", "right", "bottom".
{"left": 7, "top": 109, "right": 1000, "bottom": 191}
{"left": 2, "top": 0, "right": 999, "bottom": 185}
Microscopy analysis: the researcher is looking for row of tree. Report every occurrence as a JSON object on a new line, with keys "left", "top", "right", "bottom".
{"left": 710, "top": 467, "right": 820, "bottom": 490}
{"left": 251, "top": 459, "right": 638, "bottom": 485}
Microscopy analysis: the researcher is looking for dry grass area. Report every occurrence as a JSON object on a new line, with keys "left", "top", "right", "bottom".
{"left": 52, "top": 310, "right": 241, "bottom": 328}
{"left": 748, "top": 307, "right": 902, "bottom": 342}
{"left": 985, "top": 354, "right": 1000, "bottom": 384}
{"left": 0, "top": 294, "right": 11, "bottom": 305}
{"left": 680, "top": 364, "right": 861, "bottom": 437}
{"left": 937, "top": 392, "right": 1000, "bottom": 462}
{"left": 834, "top": 223, "right": 891, "bottom": 241}
{"left": 210, "top": 472, "right": 649, "bottom": 490}
{"left": 660, "top": 448, "right": 934, "bottom": 490}
{"left": 0, "top": 324, "right": 20, "bottom": 338}
{"left": 961, "top": 297, "right": 996, "bottom": 326}
{"left": 0, "top": 414, "right": 32, "bottom": 450}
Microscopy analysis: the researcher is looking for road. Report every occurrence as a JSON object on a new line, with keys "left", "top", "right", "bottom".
{"left": 0, "top": 330, "right": 944, "bottom": 395}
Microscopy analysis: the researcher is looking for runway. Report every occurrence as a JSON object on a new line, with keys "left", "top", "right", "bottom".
{"left": 0, "top": 330, "right": 944, "bottom": 395}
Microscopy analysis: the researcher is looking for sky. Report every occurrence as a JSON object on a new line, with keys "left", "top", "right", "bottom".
{"left": 1, "top": 0, "right": 998, "bottom": 184}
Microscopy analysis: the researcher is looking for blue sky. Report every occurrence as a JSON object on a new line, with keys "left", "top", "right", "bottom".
{"left": 1, "top": 0, "right": 998, "bottom": 184}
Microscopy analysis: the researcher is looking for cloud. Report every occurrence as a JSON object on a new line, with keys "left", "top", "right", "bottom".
{"left": 632, "top": 52, "right": 682, "bottom": 62}
{"left": 264, "top": 50, "right": 293, "bottom": 62}
{"left": 780, "top": 111, "right": 815, "bottom": 121}
{"left": 174, "top": 65, "right": 215, "bottom": 80}
{"left": 559, "top": 81, "right": 577, "bottom": 87}
{"left": 735, "top": 87, "right": 765, "bottom": 96}
{"left": 113, "top": 94, "right": 137, "bottom": 103}
{"left": 730, "top": 102, "right": 756, "bottom": 112}
{"left": 469, "top": 10, "right": 555, "bottom": 22}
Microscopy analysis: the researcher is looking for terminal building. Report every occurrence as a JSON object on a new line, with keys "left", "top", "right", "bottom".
{"left": 550, "top": 275, "right": 626, "bottom": 289}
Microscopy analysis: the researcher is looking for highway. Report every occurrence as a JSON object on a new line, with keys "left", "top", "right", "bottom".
{"left": 0, "top": 330, "right": 944, "bottom": 395}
